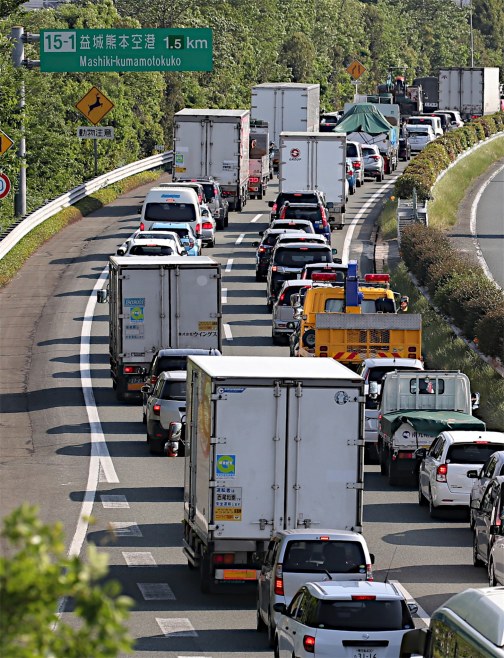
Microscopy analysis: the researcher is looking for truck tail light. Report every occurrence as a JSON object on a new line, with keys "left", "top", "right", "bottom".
{"left": 408, "top": 346, "right": 417, "bottom": 354}
{"left": 303, "top": 635, "right": 315, "bottom": 653}
{"left": 153, "top": 404, "right": 161, "bottom": 416}
{"left": 436, "top": 464, "right": 448, "bottom": 482}
{"left": 124, "top": 365, "right": 142, "bottom": 375}
{"left": 213, "top": 553, "right": 234, "bottom": 564}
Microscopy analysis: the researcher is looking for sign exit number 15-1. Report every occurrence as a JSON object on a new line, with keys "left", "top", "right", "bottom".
{"left": 44, "top": 31, "right": 76, "bottom": 52}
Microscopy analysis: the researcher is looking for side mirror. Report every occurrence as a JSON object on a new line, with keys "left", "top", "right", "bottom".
{"left": 466, "top": 470, "right": 478, "bottom": 479}
{"left": 137, "top": 206, "right": 142, "bottom": 214}
{"left": 332, "top": 248, "right": 338, "bottom": 256}
{"left": 291, "top": 293, "right": 301, "bottom": 308}
{"left": 168, "top": 421, "right": 183, "bottom": 441}
{"left": 370, "top": 553, "right": 375, "bottom": 565}
{"left": 399, "top": 629, "right": 428, "bottom": 657}
{"left": 268, "top": 201, "right": 274, "bottom": 208}
{"left": 407, "top": 602, "right": 418, "bottom": 614}
{"left": 471, "top": 392, "right": 480, "bottom": 410}
{"left": 415, "top": 448, "right": 427, "bottom": 460}
{"left": 369, "top": 381, "right": 379, "bottom": 399}
{"left": 116, "top": 248, "right": 126, "bottom": 255}
{"left": 273, "top": 602, "right": 287, "bottom": 615}
{"left": 141, "top": 384, "right": 151, "bottom": 394}
{"left": 97, "top": 289, "right": 108, "bottom": 303}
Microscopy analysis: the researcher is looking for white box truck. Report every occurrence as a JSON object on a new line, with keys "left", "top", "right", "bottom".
{"left": 251, "top": 83, "right": 320, "bottom": 172}
{"left": 99, "top": 256, "right": 222, "bottom": 401}
{"left": 278, "top": 131, "right": 347, "bottom": 229}
{"left": 182, "top": 356, "right": 365, "bottom": 592}
{"left": 438, "top": 67, "right": 501, "bottom": 120}
{"left": 172, "top": 109, "right": 250, "bottom": 212}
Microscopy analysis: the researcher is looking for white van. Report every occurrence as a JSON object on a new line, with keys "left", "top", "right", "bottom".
{"left": 400, "top": 587, "right": 504, "bottom": 657}
{"left": 139, "top": 186, "right": 201, "bottom": 235}
{"left": 406, "top": 124, "right": 436, "bottom": 152}
{"left": 406, "top": 115, "right": 443, "bottom": 138}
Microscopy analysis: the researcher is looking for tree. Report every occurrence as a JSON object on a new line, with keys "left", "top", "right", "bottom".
{"left": 281, "top": 32, "right": 316, "bottom": 82}
{"left": 0, "top": 504, "right": 133, "bottom": 658}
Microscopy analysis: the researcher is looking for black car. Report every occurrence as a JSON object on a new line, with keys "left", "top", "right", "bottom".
{"left": 266, "top": 242, "right": 334, "bottom": 311}
{"left": 398, "top": 137, "right": 411, "bottom": 161}
{"left": 253, "top": 228, "right": 306, "bottom": 281}
{"left": 268, "top": 190, "right": 327, "bottom": 221}
{"left": 472, "top": 476, "right": 504, "bottom": 569}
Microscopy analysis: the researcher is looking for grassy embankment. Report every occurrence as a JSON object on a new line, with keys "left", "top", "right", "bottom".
{"left": 0, "top": 170, "right": 163, "bottom": 288}
{"left": 378, "top": 138, "right": 504, "bottom": 430}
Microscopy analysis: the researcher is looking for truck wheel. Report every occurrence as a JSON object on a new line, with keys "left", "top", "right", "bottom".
{"left": 115, "top": 379, "right": 127, "bottom": 402}
{"left": 199, "top": 556, "right": 212, "bottom": 593}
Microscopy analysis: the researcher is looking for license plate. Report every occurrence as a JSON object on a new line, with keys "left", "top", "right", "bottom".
{"left": 249, "top": 186, "right": 259, "bottom": 192}
{"left": 353, "top": 650, "right": 377, "bottom": 658}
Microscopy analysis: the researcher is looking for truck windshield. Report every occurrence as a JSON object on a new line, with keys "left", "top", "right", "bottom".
{"left": 145, "top": 203, "right": 196, "bottom": 221}
{"left": 275, "top": 248, "right": 331, "bottom": 267}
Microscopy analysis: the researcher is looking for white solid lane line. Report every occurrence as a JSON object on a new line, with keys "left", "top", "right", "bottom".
{"left": 223, "top": 323, "right": 233, "bottom": 340}
{"left": 235, "top": 233, "right": 245, "bottom": 244}
{"left": 225, "top": 258, "right": 234, "bottom": 272}
{"left": 251, "top": 214, "right": 263, "bottom": 223}
{"left": 69, "top": 267, "right": 119, "bottom": 562}
{"left": 342, "top": 176, "right": 399, "bottom": 264}
{"left": 390, "top": 580, "right": 430, "bottom": 628}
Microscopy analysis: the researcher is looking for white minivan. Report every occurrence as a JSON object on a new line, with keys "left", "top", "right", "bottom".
{"left": 139, "top": 186, "right": 201, "bottom": 235}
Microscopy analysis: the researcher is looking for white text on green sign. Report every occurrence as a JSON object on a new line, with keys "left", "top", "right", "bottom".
{"left": 40, "top": 29, "right": 213, "bottom": 72}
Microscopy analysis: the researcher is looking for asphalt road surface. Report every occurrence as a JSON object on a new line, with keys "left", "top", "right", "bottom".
{"left": 0, "top": 167, "right": 490, "bottom": 657}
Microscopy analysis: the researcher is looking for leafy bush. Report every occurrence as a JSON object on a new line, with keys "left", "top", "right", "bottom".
{"left": 475, "top": 308, "right": 504, "bottom": 361}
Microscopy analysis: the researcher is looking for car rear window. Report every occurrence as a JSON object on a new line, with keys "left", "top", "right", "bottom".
{"left": 346, "top": 144, "right": 359, "bottom": 158}
{"left": 272, "top": 222, "right": 314, "bottom": 233}
{"left": 317, "top": 599, "right": 412, "bottom": 631}
{"left": 362, "top": 148, "right": 377, "bottom": 157}
{"left": 129, "top": 245, "right": 173, "bottom": 256}
{"left": 160, "top": 380, "right": 186, "bottom": 401}
{"left": 277, "top": 287, "right": 308, "bottom": 306}
{"left": 145, "top": 203, "right": 196, "bottom": 222}
{"left": 155, "top": 357, "right": 187, "bottom": 374}
{"left": 282, "top": 540, "right": 366, "bottom": 574}
{"left": 274, "top": 247, "right": 331, "bottom": 267}
{"left": 368, "top": 366, "right": 421, "bottom": 384}
{"left": 278, "top": 193, "right": 320, "bottom": 206}
{"left": 410, "top": 131, "right": 429, "bottom": 137}
{"left": 283, "top": 206, "right": 321, "bottom": 222}
{"left": 447, "top": 444, "right": 504, "bottom": 464}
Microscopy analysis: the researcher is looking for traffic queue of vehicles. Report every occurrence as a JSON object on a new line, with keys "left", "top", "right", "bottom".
{"left": 93, "top": 80, "right": 502, "bottom": 656}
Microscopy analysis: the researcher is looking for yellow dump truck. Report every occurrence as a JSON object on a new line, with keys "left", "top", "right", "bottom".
{"left": 295, "top": 262, "right": 422, "bottom": 367}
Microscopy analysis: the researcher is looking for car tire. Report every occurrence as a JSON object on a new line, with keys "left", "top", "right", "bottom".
{"left": 418, "top": 479, "right": 427, "bottom": 506}
{"left": 273, "top": 638, "right": 280, "bottom": 658}
{"left": 473, "top": 534, "right": 485, "bottom": 567}
{"left": 255, "top": 272, "right": 262, "bottom": 282}
{"left": 267, "top": 612, "right": 275, "bottom": 648}
{"left": 489, "top": 559, "right": 497, "bottom": 586}
{"left": 429, "top": 490, "right": 440, "bottom": 518}
{"left": 209, "top": 238, "right": 215, "bottom": 248}
{"left": 356, "top": 178, "right": 362, "bottom": 188}
{"left": 256, "top": 603, "right": 267, "bottom": 632}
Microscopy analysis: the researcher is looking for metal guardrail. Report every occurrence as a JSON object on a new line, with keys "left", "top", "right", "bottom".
{"left": 0, "top": 151, "right": 173, "bottom": 261}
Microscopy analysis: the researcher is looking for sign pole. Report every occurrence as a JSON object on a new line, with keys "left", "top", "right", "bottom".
{"left": 11, "top": 26, "right": 27, "bottom": 217}
{"left": 94, "top": 138, "right": 98, "bottom": 177}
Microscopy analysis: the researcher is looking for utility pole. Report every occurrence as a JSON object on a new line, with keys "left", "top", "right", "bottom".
{"left": 9, "top": 26, "right": 40, "bottom": 218}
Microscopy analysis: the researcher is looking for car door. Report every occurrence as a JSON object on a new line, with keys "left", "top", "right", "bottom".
{"left": 421, "top": 437, "right": 443, "bottom": 497}
{"left": 258, "top": 539, "right": 278, "bottom": 622}
{"left": 475, "top": 481, "right": 499, "bottom": 562}
{"left": 277, "top": 589, "right": 306, "bottom": 657}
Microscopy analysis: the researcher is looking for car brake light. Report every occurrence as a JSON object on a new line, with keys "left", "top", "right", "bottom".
{"left": 249, "top": 177, "right": 259, "bottom": 183}
{"left": 436, "top": 464, "right": 448, "bottom": 482}
{"left": 312, "top": 272, "right": 337, "bottom": 281}
{"left": 352, "top": 595, "right": 376, "bottom": 601}
{"left": 272, "top": 203, "right": 277, "bottom": 212}
{"left": 153, "top": 404, "right": 161, "bottom": 416}
{"left": 371, "top": 155, "right": 380, "bottom": 161}
{"left": 303, "top": 635, "right": 315, "bottom": 653}
{"left": 278, "top": 293, "right": 285, "bottom": 304}
{"left": 196, "top": 224, "right": 201, "bottom": 233}
{"left": 365, "top": 273, "right": 390, "bottom": 283}
{"left": 139, "top": 222, "right": 145, "bottom": 231}
{"left": 353, "top": 161, "right": 361, "bottom": 168}
{"left": 258, "top": 246, "right": 266, "bottom": 253}
{"left": 319, "top": 535, "right": 330, "bottom": 541}
{"left": 202, "top": 222, "right": 213, "bottom": 229}
{"left": 272, "top": 266, "right": 278, "bottom": 272}
{"left": 123, "top": 366, "right": 139, "bottom": 374}
{"left": 474, "top": 441, "right": 489, "bottom": 444}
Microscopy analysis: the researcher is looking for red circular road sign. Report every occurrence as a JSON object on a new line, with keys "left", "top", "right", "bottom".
{"left": 0, "top": 172, "right": 11, "bottom": 199}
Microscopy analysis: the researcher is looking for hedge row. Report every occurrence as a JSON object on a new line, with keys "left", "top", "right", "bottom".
{"left": 400, "top": 223, "right": 504, "bottom": 361}
{"left": 395, "top": 112, "right": 504, "bottom": 200}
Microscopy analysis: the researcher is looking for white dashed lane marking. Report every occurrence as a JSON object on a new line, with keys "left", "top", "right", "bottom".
{"left": 235, "top": 233, "right": 245, "bottom": 245}
{"left": 100, "top": 495, "right": 129, "bottom": 508}
{"left": 137, "top": 583, "right": 175, "bottom": 600}
{"left": 251, "top": 214, "right": 262, "bottom": 223}
{"left": 223, "top": 323, "right": 233, "bottom": 341}
{"left": 156, "top": 618, "right": 197, "bottom": 637}
{"left": 110, "top": 522, "right": 142, "bottom": 536}
{"left": 225, "top": 258, "right": 233, "bottom": 272}
{"left": 122, "top": 551, "right": 157, "bottom": 567}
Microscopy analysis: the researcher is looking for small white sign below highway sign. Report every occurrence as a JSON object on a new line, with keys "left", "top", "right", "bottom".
{"left": 77, "top": 126, "right": 115, "bottom": 139}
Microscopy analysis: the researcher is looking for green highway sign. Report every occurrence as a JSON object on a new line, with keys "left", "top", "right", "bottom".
{"left": 40, "top": 28, "right": 213, "bottom": 72}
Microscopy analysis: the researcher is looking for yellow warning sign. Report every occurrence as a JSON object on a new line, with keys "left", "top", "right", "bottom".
{"left": 346, "top": 60, "right": 366, "bottom": 80}
{"left": 75, "top": 86, "right": 114, "bottom": 126}
{"left": 0, "top": 129, "right": 14, "bottom": 156}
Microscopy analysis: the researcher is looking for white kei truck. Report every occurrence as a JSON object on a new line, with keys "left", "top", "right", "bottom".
{"left": 99, "top": 256, "right": 222, "bottom": 402}
{"left": 182, "top": 356, "right": 365, "bottom": 592}
{"left": 278, "top": 131, "right": 347, "bottom": 229}
{"left": 172, "top": 108, "right": 250, "bottom": 212}
{"left": 378, "top": 370, "right": 485, "bottom": 486}
{"left": 251, "top": 83, "right": 320, "bottom": 172}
